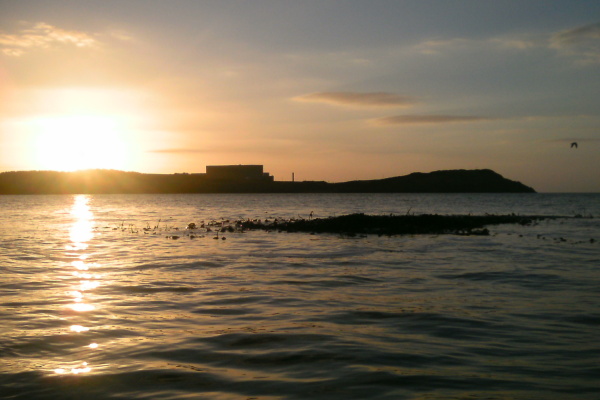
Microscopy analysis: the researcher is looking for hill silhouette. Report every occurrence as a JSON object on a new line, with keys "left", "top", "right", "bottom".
{"left": 0, "top": 169, "right": 535, "bottom": 194}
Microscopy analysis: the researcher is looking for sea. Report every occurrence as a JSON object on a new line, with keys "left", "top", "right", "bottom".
{"left": 0, "top": 193, "right": 598, "bottom": 400}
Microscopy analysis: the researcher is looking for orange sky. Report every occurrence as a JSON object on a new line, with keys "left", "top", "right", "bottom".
{"left": 1, "top": 1, "right": 599, "bottom": 191}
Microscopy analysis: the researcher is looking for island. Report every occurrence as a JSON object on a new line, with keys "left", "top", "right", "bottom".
{"left": 0, "top": 166, "right": 535, "bottom": 194}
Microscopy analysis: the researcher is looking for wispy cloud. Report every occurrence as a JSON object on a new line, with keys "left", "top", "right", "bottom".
{"left": 549, "top": 22, "right": 600, "bottom": 64}
{"left": 551, "top": 23, "right": 600, "bottom": 47}
{"left": 414, "top": 35, "right": 540, "bottom": 55}
{"left": 0, "top": 22, "right": 98, "bottom": 56}
{"left": 413, "top": 22, "right": 600, "bottom": 65}
{"left": 107, "top": 30, "right": 137, "bottom": 43}
{"left": 490, "top": 37, "right": 537, "bottom": 50}
{"left": 294, "top": 92, "right": 416, "bottom": 108}
{"left": 373, "top": 115, "right": 492, "bottom": 125}
{"left": 413, "top": 38, "right": 474, "bottom": 55}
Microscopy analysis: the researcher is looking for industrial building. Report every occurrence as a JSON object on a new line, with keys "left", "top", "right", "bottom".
{"left": 205, "top": 165, "right": 274, "bottom": 182}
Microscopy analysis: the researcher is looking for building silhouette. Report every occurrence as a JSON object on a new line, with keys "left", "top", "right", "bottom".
{"left": 205, "top": 165, "right": 274, "bottom": 182}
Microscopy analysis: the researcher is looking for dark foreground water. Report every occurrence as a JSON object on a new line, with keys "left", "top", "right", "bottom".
{"left": 1, "top": 193, "right": 599, "bottom": 399}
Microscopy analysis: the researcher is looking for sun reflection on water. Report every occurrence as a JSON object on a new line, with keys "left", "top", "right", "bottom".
{"left": 80, "top": 280, "right": 100, "bottom": 291}
{"left": 70, "top": 325, "right": 90, "bottom": 333}
{"left": 67, "top": 195, "right": 94, "bottom": 250}
{"left": 54, "top": 362, "right": 91, "bottom": 375}
{"left": 71, "top": 260, "right": 88, "bottom": 270}
{"left": 55, "top": 195, "right": 102, "bottom": 375}
{"left": 68, "top": 303, "right": 96, "bottom": 312}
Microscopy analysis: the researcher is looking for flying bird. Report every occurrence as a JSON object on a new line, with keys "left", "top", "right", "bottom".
{"left": 571, "top": 142, "right": 578, "bottom": 149}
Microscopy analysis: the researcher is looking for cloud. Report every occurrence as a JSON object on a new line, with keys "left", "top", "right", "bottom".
{"left": 551, "top": 23, "right": 600, "bottom": 47}
{"left": 0, "top": 22, "right": 98, "bottom": 56}
{"left": 107, "top": 30, "right": 137, "bottom": 43}
{"left": 413, "top": 23, "right": 600, "bottom": 65}
{"left": 294, "top": 92, "right": 416, "bottom": 108}
{"left": 549, "top": 22, "right": 600, "bottom": 64}
{"left": 490, "top": 37, "right": 537, "bottom": 50}
{"left": 148, "top": 141, "right": 301, "bottom": 156}
{"left": 373, "top": 115, "right": 492, "bottom": 125}
{"left": 413, "top": 38, "right": 474, "bottom": 55}
{"left": 414, "top": 35, "right": 541, "bottom": 55}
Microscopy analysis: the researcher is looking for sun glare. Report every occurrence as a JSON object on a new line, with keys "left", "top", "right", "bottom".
{"left": 30, "top": 114, "right": 131, "bottom": 171}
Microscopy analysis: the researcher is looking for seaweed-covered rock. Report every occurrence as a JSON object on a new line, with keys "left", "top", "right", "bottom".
{"left": 239, "top": 213, "right": 552, "bottom": 236}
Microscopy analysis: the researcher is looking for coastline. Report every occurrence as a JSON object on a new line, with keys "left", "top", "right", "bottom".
{"left": 0, "top": 168, "right": 536, "bottom": 195}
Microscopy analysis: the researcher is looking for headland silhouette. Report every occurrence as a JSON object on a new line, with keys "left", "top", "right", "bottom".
{"left": 0, "top": 166, "right": 535, "bottom": 195}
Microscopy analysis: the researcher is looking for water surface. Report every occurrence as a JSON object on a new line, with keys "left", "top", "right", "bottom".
{"left": 1, "top": 193, "right": 599, "bottom": 399}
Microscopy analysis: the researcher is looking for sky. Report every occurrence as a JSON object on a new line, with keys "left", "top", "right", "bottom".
{"left": 0, "top": 1, "right": 599, "bottom": 192}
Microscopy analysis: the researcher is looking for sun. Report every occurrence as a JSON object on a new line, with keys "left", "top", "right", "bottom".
{"left": 31, "top": 114, "right": 132, "bottom": 171}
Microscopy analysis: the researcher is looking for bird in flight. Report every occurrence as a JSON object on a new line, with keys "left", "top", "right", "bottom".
{"left": 571, "top": 142, "right": 578, "bottom": 149}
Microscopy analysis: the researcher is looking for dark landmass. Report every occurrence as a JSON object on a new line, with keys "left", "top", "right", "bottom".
{"left": 0, "top": 168, "right": 535, "bottom": 195}
{"left": 236, "top": 213, "right": 551, "bottom": 236}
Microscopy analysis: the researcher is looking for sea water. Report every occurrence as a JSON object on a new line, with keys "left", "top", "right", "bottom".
{"left": 0, "top": 193, "right": 599, "bottom": 399}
